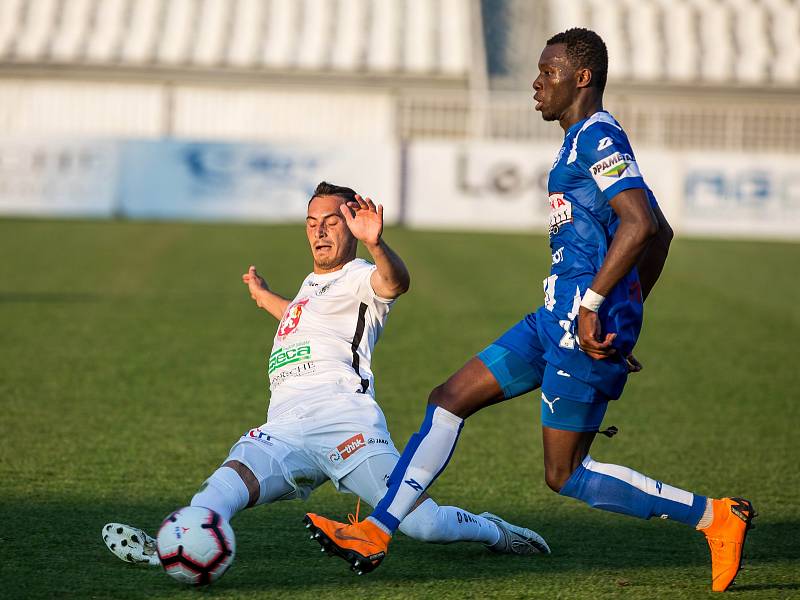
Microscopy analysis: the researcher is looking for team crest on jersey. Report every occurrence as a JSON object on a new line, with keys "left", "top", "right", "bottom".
{"left": 277, "top": 298, "right": 309, "bottom": 338}
{"left": 548, "top": 192, "right": 572, "bottom": 234}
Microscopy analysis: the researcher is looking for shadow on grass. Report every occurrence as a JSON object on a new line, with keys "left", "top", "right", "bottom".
{"left": 5, "top": 496, "right": 798, "bottom": 599}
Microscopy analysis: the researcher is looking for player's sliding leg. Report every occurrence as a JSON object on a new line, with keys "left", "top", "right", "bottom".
{"left": 305, "top": 449, "right": 549, "bottom": 573}
{"left": 104, "top": 435, "right": 318, "bottom": 566}
{"left": 342, "top": 451, "right": 548, "bottom": 552}
{"left": 542, "top": 419, "right": 755, "bottom": 592}
{"left": 304, "top": 351, "right": 542, "bottom": 572}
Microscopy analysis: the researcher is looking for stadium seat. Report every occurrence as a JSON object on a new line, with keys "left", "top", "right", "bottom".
{"left": 0, "top": 0, "right": 24, "bottom": 58}
{"left": 763, "top": 0, "right": 800, "bottom": 85}
{"left": 227, "top": 0, "right": 263, "bottom": 67}
{"left": 50, "top": 0, "right": 91, "bottom": 62}
{"left": 730, "top": 0, "right": 770, "bottom": 84}
{"left": 193, "top": 0, "right": 229, "bottom": 67}
{"left": 439, "top": 0, "right": 470, "bottom": 75}
{"left": 85, "top": 0, "right": 126, "bottom": 63}
{"left": 367, "top": 0, "right": 402, "bottom": 72}
{"left": 261, "top": 0, "right": 298, "bottom": 69}
{"left": 331, "top": 0, "right": 365, "bottom": 72}
{"left": 587, "top": 0, "right": 630, "bottom": 80}
{"left": 404, "top": 0, "right": 436, "bottom": 73}
{"left": 14, "top": 0, "right": 58, "bottom": 61}
{"left": 295, "top": 0, "right": 331, "bottom": 70}
{"left": 623, "top": 0, "right": 662, "bottom": 81}
{"left": 693, "top": 0, "right": 734, "bottom": 83}
{"left": 120, "top": 0, "right": 160, "bottom": 64}
{"left": 158, "top": 0, "right": 196, "bottom": 65}
{"left": 655, "top": 0, "right": 698, "bottom": 81}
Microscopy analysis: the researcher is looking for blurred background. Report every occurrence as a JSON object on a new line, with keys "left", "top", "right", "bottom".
{"left": 0, "top": 0, "right": 798, "bottom": 238}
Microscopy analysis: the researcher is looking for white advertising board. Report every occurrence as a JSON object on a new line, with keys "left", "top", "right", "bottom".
{"left": 118, "top": 140, "right": 400, "bottom": 224}
{"left": 0, "top": 139, "right": 119, "bottom": 217}
{"left": 405, "top": 140, "right": 554, "bottom": 232}
{"left": 406, "top": 141, "right": 800, "bottom": 240}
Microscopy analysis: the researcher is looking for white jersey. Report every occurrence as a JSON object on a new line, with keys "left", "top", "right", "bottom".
{"left": 266, "top": 258, "right": 393, "bottom": 418}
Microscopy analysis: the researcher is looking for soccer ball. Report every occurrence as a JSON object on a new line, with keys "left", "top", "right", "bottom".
{"left": 156, "top": 506, "right": 236, "bottom": 586}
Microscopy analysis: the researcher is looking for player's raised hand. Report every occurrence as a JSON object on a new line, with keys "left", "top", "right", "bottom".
{"left": 242, "top": 265, "right": 269, "bottom": 301}
{"left": 577, "top": 306, "right": 617, "bottom": 359}
{"left": 340, "top": 194, "right": 383, "bottom": 246}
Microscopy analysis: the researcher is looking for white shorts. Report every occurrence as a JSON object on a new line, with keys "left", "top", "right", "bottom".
{"left": 226, "top": 390, "right": 400, "bottom": 501}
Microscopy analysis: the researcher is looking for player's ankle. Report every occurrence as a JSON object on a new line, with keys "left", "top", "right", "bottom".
{"left": 695, "top": 497, "right": 715, "bottom": 530}
{"left": 366, "top": 516, "right": 393, "bottom": 537}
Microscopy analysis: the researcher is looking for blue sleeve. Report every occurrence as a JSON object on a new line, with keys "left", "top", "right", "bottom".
{"left": 577, "top": 122, "right": 647, "bottom": 202}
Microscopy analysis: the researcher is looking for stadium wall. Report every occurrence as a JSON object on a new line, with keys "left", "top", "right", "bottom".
{"left": 1, "top": 137, "right": 798, "bottom": 241}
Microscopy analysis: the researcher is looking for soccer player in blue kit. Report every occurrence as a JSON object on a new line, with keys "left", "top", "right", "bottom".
{"left": 305, "top": 29, "right": 754, "bottom": 592}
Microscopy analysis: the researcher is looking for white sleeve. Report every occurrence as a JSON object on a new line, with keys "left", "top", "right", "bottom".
{"left": 348, "top": 261, "right": 395, "bottom": 307}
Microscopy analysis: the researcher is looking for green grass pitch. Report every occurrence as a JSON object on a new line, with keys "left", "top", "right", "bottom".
{"left": 1, "top": 219, "right": 798, "bottom": 599}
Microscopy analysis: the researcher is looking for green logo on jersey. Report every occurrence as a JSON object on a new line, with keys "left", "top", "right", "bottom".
{"left": 269, "top": 344, "right": 312, "bottom": 374}
{"left": 602, "top": 161, "right": 630, "bottom": 177}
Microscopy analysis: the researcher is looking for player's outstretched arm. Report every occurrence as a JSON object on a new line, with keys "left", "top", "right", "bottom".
{"left": 636, "top": 203, "right": 674, "bottom": 301}
{"left": 242, "top": 265, "right": 290, "bottom": 320}
{"left": 340, "top": 195, "right": 410, "bottom": 300}
{"left": 578, "top": 188, "right": 658, "bottom": 359}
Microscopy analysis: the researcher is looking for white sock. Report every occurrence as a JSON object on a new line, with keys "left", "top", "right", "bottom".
{"left": 190, "top": 466, "right": 249, "bottom": 522}
{"left": 397, "top": 499, "right": 501, "bottom": 545}
{"left": 375, "top": 406, "right": 464, "bottom": 530}
{"left": 695, "top": 498, "right": 714, "bottom": 530}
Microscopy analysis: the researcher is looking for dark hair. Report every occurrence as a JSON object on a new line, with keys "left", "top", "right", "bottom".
{"left": 309, "top": 181, "right": 357, "bottom": 206}
{"left": 547, "top": 28, "right": 608, "bottom": 92}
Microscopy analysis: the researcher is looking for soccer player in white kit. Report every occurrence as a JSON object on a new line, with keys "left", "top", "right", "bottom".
{"left": 103, "top": 182, "right": 549, "bottom": 570}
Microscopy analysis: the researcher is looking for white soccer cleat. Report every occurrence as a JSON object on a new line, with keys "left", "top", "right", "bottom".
{"left": 102, "top": 523, "right": 160, "bottom": 566}
{"left": 480, "top": 512, "right": 551, "bottom": 555}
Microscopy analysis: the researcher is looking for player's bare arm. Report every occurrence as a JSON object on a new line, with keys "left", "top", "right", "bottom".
{"left": 577, "top": 187, "right": 658, "bottom": 359}
{"left": 340, "top": 195, "right": 410, "bottom": 300}
{"left": 242, "top": 265, "right": 290, "bottom": 320}
{"left": 636, "top": 203, "right": 674, "bottom": 301}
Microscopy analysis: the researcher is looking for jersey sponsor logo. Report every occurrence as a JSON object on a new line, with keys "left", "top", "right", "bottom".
{"left": 590, "top": 152, "right": 634, "bottom": 178}
{"left": 551, "top": 246, "right": 565, "bottom": 265}
{"left": 245, "top": 427, "right": 272, "bottom": 444}
{"left": 597, "top": 136, "right": 613, "bottom": 151}
{"left": 268, "top": 343, "right": 311, "bottom": 374}
{"left": 327, "top": 433, "right": 366, "bottom": 463}
{"left": 367, "top": 437, "right": 390, "bottom": 447}
{"left": 277, "top": 298, "right": 309, "bottom": 338}
{"left": 269, "top": 361, "right": 316, "bottom": 388}
{"left": 548, "top": 192, "right": 572, "bottom": 234}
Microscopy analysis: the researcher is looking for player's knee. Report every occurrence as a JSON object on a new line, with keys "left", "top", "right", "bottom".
{"left": 544, "top": 462, "right": 577, "bottom": 494}
{"left": 222, "top": 460, "right": 260, "bottom": 507}
{"left": 428, "top": 383, "right": 467, "bottom": 417}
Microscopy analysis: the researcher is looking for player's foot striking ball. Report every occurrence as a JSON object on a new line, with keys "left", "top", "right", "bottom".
{"left": 305, "top": 29, "right": 755, "bottom": 592}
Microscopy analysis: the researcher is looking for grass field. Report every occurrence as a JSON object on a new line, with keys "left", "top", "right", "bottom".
{"left": 1, "top": 219, "right": 799, "bottom": 599}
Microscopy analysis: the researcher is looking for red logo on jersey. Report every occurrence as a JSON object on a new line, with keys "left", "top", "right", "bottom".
{"left": 337, "top": 434, "right": 366, "bottom": 460}
{"left": 277, "top": 298, "right": 309, "bottom": 338}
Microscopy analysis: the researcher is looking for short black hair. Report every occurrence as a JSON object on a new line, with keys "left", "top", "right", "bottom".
{"left": 309, "top": 181, "right": 357, "bottom": 206}
{"left": 547, "top": 28, "right": 608, "bottom": 92}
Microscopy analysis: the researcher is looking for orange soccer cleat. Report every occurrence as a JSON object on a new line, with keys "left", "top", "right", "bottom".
{"left": 700, "top": 497, "right": 756, "bottom": 592}
{"left": 304, "top": 512, "right": 391, "bottom": 575}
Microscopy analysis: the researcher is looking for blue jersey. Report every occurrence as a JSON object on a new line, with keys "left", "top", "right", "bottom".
{"left": 531, "top": 111, "right": 657, "bottom": 400}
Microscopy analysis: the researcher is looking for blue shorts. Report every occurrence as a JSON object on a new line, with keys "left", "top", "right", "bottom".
{"left": 477, "top": 314, "right": 609, "bottom": 432}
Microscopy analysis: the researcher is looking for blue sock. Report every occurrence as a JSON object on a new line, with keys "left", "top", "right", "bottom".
{"left": 371, "top": 404, "right": 464, "bottom": 533}
{"left": 560, "top": 456, "right": 706, "bottom": 526}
